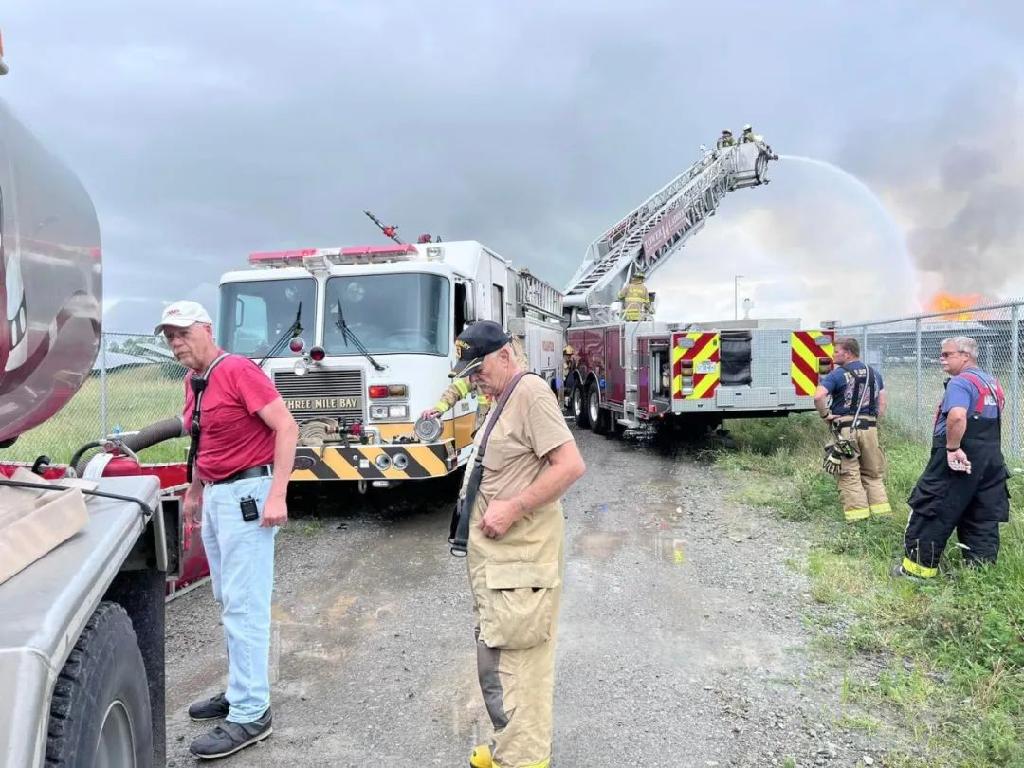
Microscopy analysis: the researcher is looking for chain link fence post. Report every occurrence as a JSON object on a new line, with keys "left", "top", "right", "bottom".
{"left": 915, "top": 317, "right": 922, "bottom": 439}
{"left": 99, "top": 334, "right": 108, "bottom": 439}
{"left": 1012, "top": 303, "right": 1020, "bottom": 459}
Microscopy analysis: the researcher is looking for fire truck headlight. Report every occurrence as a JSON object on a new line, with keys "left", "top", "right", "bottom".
{"left": 370, "top": 405, "right": 388, "bottom": 419}
{"left": 293, "top": 359, "right": 308, "bottom": 377}
{"left": 388, "top": 405, "right": 409, "bottom": 419}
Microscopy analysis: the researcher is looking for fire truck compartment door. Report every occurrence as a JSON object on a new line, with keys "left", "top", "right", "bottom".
{"left": 715, "top": 387, "right": 782, "bottom": 409}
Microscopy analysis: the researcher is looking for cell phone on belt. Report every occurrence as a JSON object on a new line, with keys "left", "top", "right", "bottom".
{"left": 240, "top": 496, "right": 259, "bottom": 522}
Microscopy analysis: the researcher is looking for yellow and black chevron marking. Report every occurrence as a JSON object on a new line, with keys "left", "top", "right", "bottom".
{"left": 291, "top": 442, "right": 457, "bottom": 481}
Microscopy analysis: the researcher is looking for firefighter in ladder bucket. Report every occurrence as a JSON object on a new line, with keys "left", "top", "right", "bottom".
{"left": 446, "top": 321, "right": 585, "bottom": 768}
{"left": 814, "top": 337, "right": 892, "bottom": 522}
{"left": 894, "top": 336, "right": 1012, "bottom": 580}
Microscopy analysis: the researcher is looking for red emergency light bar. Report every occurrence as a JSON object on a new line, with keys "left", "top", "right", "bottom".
{"left": 248, "top": 248, "right": 317, "bottom": 265}
{"left": 341, "top": 244, "right": 417, "bottom": 257}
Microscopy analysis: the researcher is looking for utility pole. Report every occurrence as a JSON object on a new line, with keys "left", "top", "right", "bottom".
{"left": 734, "top": 275, "right": 743, "bottom": 320}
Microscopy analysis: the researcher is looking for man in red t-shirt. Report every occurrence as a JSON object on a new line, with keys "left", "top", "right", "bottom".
{"left": 156, "top": 300, "right": 297, "bottom": 761}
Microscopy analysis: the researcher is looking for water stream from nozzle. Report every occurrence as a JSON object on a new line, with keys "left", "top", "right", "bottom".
{"left": 779, "top": 154, "right": 919, "bottom": 306}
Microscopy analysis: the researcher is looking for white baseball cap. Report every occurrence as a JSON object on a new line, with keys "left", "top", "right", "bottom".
{"left": 154, "top": 300, "right": 213, "bottom": 334}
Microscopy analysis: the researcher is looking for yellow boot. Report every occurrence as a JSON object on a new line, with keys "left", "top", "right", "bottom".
{"left": 469, "top": 744, "right": 492, "bottom": 768}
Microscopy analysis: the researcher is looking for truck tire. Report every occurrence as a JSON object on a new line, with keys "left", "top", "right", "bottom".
{"left": 571, "top": 381, "right": 591, "bottom": 429}
{"left": 588, "top": 385, "right": 609, "bottom": 435}
{"left": 46, "top": 601, "right": 153, "bottom": 768}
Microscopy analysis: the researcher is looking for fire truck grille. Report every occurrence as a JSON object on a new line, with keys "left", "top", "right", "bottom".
{"left": 274, "top": 369, "right": 365, "bottom": 423}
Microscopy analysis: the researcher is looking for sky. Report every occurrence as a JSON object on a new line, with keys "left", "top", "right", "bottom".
{"left": 3, "top": 1, "right": 1024, "bottom": 332}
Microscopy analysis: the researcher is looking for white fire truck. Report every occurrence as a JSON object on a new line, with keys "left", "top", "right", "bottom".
{"left": 561, "top": 139, "right": 836, "bottom": 435}
{"left": 218, "top": 241, "right": 563, "bottom": 488}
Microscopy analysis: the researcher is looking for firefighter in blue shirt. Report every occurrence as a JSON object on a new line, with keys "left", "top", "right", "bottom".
{"left": 896, "top": 336, "right": 1011, "bottom": 579}
{"left": 814, "top": 337, "right": 891, "bottom": 522}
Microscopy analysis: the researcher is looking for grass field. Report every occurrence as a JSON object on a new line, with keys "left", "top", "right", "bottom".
{"left": 5, "top": 364, "right": 189, "bottom": 466}
{"left": 719, "top": 413, "right": 1024, "bottom": 767}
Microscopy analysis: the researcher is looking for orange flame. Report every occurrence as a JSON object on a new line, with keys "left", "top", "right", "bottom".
{"left": 926, "top": 292, "right": 985, "bottom": 320}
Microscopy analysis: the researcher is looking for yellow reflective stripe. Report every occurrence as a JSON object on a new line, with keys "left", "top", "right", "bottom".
{"left": 791, "top": 331, "right": 820, "bottom": 396}
{"left": 435, "top": 399, "right": 451, "bottom": 413}
{"left": 672, "top": 373, "right": 683, "bottom": 396}
{"left": 692, "top": 371, "right": 718, "bottom": 399}
{"left": 686, "top": 333, "right": 719, "bottom": 399}
{"left": 453, "top": 378, "right": 472, "bottom": 398}
{"left": 902, "top": 557, "right": 938, "bottom": 578}
{"left": 672, "top": 345, "right": 685, "bottom": 364}
{"left": 844, "top": 507, "right": 870, "bottom": 521}
{"left": 870, "top": 502, "right": 892, "bottom": 515}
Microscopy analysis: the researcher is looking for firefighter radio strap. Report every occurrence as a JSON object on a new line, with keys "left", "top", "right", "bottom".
{"left": 186, "top": 353, "right": 231, "bottom": 484}
{"left": 448, "top": 371, "right": 535, "bottom": 556}
{"left": 823, "top": 364, "right": 874, "bottom": 476}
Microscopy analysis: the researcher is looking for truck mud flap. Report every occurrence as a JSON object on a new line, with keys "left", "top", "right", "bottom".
{"left": 292, "top": 443, "right": 457, "bottom": 481}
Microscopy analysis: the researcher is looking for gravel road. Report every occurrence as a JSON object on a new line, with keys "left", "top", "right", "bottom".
{"left": 165, "top": 426, "right": 890, "bottom": 767}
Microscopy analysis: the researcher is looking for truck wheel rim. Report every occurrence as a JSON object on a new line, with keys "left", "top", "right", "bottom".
{"left": 589, "top": 392, "right": 599, "bottom": 422}
{"left": 573, "top": 388, "right": 583, "bottom": 416}
{"left": 95, "top": 700, "right": 136, "bottom": 768}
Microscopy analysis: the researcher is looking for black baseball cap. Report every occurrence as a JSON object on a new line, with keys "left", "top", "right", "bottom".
{"left": 450, "top": 321, "right": 512, "bottom": 379}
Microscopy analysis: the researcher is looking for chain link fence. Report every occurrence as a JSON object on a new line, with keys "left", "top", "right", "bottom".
{"left": 837, "top": 299, "right": 1023, "bottom": 462}
{"left": 8, "top": 332, "right": 188, "bottom": 466}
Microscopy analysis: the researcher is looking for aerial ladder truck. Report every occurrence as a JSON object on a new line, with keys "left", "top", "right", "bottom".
{"left": 562, "top": 137, "right": 836, "bottom": 436}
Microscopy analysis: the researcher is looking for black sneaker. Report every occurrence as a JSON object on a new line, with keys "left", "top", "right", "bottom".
{"left": 190, "top": 708, "right": 272, "bottom": 760}
{"left": 188, "top": 692, "right": 230, "bottom": 722}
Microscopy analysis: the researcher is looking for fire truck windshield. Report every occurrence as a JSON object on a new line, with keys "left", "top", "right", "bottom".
{"left": 219, "top": 278, "right": 317, "bottom": 357}
{"left": 324, "top": 273, "right": 449, "bottom": 356}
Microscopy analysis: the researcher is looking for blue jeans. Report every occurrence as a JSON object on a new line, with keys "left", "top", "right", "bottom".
{"left": 201, "top": 475, "right": 277, "bottom": 723}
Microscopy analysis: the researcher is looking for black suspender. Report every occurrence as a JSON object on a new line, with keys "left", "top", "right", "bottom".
{"left": 186, "top": 353, "right": 230, "bottom": 484}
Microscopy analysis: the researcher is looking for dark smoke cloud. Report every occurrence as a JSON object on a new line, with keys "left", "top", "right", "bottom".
{"left": 841, "top": 70, "right": 1024, "bottom": 298}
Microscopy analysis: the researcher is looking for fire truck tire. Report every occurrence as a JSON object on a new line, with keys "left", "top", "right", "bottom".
{"left": 571, "top": 382, "right": 590, "bottom": 429}
{"left": 46, "top": 601, "right": 153, "bottom": 768}
{"left": 588, "top": 385, "right": 610, "bottom": 435}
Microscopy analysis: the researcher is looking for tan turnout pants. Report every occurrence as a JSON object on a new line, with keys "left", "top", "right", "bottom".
{"left": 836, "top": 422, "right": 890, "bottom": 521}
{"left": 469, "top": 503, "right": 563, "bottom": 768}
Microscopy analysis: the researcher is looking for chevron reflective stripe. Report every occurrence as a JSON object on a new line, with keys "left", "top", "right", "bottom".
{"left": 671, "top": 332, "right": 720, "bottom": 400}
{"left": 791, "top": 330, "right": 835, "bottom": 396}
{"left": 290, "top": 441, "right": 456, "bottom": 481}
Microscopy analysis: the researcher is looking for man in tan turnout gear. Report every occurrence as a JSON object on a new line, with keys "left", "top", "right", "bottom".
{"left": 449, "top": 321, "right": 586, "bottom": 768}
{"left": 617, "top": 273, "right": 652, "bottom": 321}
{"left": 814, "top": 337, "right": 891, "bottom": 522}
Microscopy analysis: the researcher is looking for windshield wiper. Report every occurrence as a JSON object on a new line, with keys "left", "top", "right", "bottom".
{"left": 336, "top": 299, "right": 385, "bottom": 371}
{"left": 258, "top": 302, "right": 303, "bottom": 370}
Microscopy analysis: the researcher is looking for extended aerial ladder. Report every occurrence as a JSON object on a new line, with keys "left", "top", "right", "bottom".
{"left": 562, "top": 139, "right": 776, "bottom": 315}
{"left": 562, "top": 135, "right": 777, "bottom": 429}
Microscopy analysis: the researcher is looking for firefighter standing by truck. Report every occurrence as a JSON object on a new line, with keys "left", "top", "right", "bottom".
{"left": 422, "top": 338, "right": 532, "bottom": 426}
{"left": 814, "top": 337, "right": 891, "bottom": 522}
{"left": 447, "top": 321, "right": 585, "bottom": 768}
{"left": 895, "top": 336, "right": 1011, "bottom": 580}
